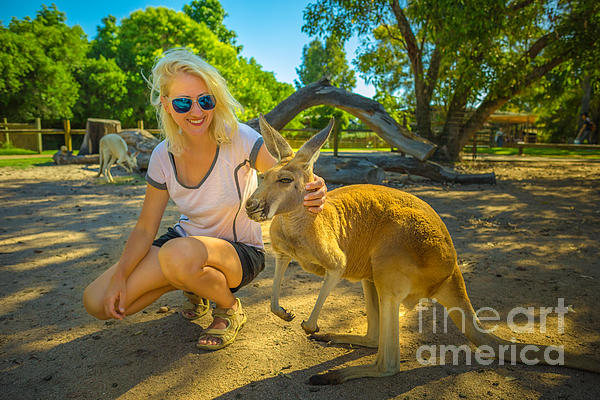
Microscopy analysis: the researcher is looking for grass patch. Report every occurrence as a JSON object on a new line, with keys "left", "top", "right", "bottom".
{"left": 95, "top": 174, "right": 146, "bottom": 186}
{"left": 0, "top": 143, "right": 77, "bottom": 156}
{"left": 0, "top": 157, "right": 55, "bottom": 168}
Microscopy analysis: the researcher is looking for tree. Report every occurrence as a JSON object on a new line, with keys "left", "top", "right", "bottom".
{"left": 295, "top": 36, "right": 357, "bottom": 129}
{"left": 90, "top": 6, "right": 293, "bottom": 126}
{"left": 71, "top": 56, "right": 130, "bottom": 126}
{"left": 89, "top": 15, "right": 120, "bottom": 60}
{"left": 183, "top": 0, "right": 241, "bottom": 53}
{"left": 296, "top": 36, "right": 356, "bottom": 91}
{"left": 0, "top": 4, "right": 88, "bottom": 121}
{"left": 303, "top": 0, "right": 600, "bottom": 161}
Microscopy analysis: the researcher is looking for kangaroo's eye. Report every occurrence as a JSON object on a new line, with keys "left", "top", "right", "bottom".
{"left": 278, "top": 177, "right": 293, "bottom": 184}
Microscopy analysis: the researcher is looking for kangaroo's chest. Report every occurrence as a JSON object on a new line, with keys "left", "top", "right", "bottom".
{"left": 271, "top": 219, "right": 327, "bottom": 267}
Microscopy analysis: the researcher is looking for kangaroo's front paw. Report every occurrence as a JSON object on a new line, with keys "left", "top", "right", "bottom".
{"left": 301, "top": 320, "right": 319, "bottom": 334}
{"left": 272, "top": 306, "right": 295, "bottom": 322}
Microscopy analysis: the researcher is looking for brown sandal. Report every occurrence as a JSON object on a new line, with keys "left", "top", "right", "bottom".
{"left": 181, "top": 291, "right": 210, "bottom": 320}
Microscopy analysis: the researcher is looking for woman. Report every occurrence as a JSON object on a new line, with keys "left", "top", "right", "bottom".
{"left": 83, "top": 48, "right": 327, "bottom": 350}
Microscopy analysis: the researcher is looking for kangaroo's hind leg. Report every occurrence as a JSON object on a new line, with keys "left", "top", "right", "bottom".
{"left": 311, "top": 279, "right": 379, "bottom": 348}
{"left": 96, "top": 149, "right": 105, "bottom": 177}
{"left": 105, "top": 155, "right": 116, "bottom": 183}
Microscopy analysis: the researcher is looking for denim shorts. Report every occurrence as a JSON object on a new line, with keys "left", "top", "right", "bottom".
{"left": 152, "top": 227, "right": 265, "bottom": 293}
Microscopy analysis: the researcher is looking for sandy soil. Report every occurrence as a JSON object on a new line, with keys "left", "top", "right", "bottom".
{"left": 0, "top": 157, "right": 599, "bottom": 400}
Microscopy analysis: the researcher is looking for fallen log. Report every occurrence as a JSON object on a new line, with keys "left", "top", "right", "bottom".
{"left": 314, "top": 157, "right": 385, "bottom": 185}
{"left": 53, "top": 149, "right": 99, "bottom": 165}
{"left": 359, "top": 153, "right": 496, "bottom": 185}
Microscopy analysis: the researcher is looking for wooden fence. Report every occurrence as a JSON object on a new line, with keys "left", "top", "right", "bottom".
{"left": 1, "top": 118, "right": 505, "bottom": 156}
{"left": 0, "top": 119, "right": 153, "bottom": 153}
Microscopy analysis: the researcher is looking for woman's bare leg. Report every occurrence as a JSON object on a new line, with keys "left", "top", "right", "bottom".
{"left": 158, "top": 236, "right": 245, "bottom": 346}
{"left": 83, "top": 246, "right": 176, "bottom": 320}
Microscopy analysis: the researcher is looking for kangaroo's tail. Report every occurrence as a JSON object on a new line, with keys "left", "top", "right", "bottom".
{"left": 433, "top": 266, "right": 600, "bottom": 374}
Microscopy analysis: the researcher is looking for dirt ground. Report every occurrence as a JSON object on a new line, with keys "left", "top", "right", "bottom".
{"left": 0, "top": 156, "right": 599, "bottom": 400}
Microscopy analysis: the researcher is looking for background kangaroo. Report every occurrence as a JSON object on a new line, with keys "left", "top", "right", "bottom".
{"left": 96, "top": 133, "right": 139, "bottom": 183}
{"left": 245, "top": 116, "right": 600, "bottom": 385}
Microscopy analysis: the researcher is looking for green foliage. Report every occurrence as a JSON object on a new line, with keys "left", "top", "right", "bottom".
{"left": 93, "top": 5, "right": 292, "bottom": 125}
{"left": 0, "top": 4, "right": 88, "bottom": 121}
{"left": 295, "top": 36, "right": 356, "bottom": 129}
{"left": 71, "top": 56, "right": 130, "bottom": 125}
{"left": 183, "top": 0, "right": 241, "bottom": 52}
{"left": 89, "top": 15, "right": 119, "bottom": 60}
{"left": 303, "top": 0, "right": 599, "bottom": 159}
{"left": 1, "top": 2, "right": 294, "bottom": 128}
{"left": 295, "top": 36, "right": 356, "bottom": 90}
{"left": 512, "top": 62, "right": 600, "bottom": 143}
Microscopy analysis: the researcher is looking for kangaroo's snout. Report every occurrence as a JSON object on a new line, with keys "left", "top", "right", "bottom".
{"left": 245, "top": 197, "right": 268, "bottom": 222}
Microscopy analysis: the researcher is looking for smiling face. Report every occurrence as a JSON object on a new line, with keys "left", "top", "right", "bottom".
{"left": 161, "top": 72, "right": 214, "bottom": 139}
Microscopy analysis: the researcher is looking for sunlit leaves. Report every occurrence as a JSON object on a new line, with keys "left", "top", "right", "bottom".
{"left": 0, "top": 4, "right": 88, "bottom": 120}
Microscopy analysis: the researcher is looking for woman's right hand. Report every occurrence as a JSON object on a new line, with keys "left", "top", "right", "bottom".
{"left": 104, "top": 271, "right": 127, "bottom": 320}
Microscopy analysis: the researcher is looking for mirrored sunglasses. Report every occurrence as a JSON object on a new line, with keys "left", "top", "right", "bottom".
{"left": 168, "top": 94, "right": 216, "bottom": 113}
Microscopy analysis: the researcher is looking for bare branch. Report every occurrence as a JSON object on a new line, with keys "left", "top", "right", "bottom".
{"left": 526, "top": 33, "right": 552, "bottom": 60}
{"left": 245, "top": 78, "right": 437, "bottom": 161}
{"left": 389, "top": 0, "right": 421, "bottom": 74}
{"left": 382, "top": 23, "right": 407, "bottom": 50}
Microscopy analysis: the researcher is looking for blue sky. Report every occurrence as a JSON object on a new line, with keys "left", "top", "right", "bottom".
{"left": 1, "top": 1, "right": 375, "bottom": 97}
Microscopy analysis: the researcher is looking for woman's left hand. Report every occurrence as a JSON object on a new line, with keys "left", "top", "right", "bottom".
{"left": 304, "top": 174, "right": 327, "bottom": 213}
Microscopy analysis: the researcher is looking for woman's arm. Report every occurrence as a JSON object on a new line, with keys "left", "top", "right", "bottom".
{"left": 254, "top": 143, "right": 327, "bottom": 213}
{"left": 104, "top": 184, "right": 170, "bottom": 319}
{"left": 115, "top": 184, "right": 170, "bottom": 278}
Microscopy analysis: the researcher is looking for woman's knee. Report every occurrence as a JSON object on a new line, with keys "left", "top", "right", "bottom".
{"left": 82, "top": 284, "right": 109, "bottom": 320}
{"left": 158, "top": 238, "right": 208, "bottom": 286}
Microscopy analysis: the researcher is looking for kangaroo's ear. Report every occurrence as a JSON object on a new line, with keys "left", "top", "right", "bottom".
{"left": 294, "top": 118, "right": 334, "bottom": 167}
{"left": 259, "top": 114, "right": 293, "bottom": 161}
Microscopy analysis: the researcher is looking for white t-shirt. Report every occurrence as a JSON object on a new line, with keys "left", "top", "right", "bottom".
{"left": 145, "top": 123, "right": 264, "bottom": 249}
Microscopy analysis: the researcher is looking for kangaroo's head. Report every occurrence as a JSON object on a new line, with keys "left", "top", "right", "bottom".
{"left": 126, "top": 151, "right": 140, "bottom": 170}
{"left": 245, "top": 115, "right": 334, "bottom": 222}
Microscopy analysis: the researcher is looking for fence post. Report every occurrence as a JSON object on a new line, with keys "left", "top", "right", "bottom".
{"left": 63, "top": 119, "right": 72, "bottom": 152}
{"left": 2, "top": 117, "right": 8, "bottom": 145}
{"left": 333, "top": 122, "right": 340, "bottom": 157}
{"left": 137, "top": 120, "right": 144, "bottom": 130}
{"left": 35, "top": 118, "right": 42, "bottom": 154}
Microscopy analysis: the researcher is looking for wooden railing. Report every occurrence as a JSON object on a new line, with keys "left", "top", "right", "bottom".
{"left": 0, "top": 119, "right": 157, "bottom": 153}
{"left": 2, "top": 118, "right": 509, "bottom": 157}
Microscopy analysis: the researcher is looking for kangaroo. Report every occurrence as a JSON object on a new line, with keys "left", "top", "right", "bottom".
{"left": 96, "top": 133, "right": 139, "bottom": 183}
{"left": 245, "top": 115, "right": 600, "bottom": 385}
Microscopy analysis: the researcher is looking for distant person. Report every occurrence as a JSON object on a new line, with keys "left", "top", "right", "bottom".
{"left": 574, "top": 112, "right": 596, "bottom": 144}
{"left": 494, "top": 127, "right": 504, "bottom": 147}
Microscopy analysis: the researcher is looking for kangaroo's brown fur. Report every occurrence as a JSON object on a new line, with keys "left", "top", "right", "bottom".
{"left": 245, "top": 116, "right": 600, "bottom": 385}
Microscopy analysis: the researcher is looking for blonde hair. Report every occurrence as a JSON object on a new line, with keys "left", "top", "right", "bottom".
{"left": 149, "top": 48, "right": 242, "bottom": 155}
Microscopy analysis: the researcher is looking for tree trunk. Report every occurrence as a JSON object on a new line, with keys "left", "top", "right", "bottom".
{"left": 415, "top": 91, "right": 433, "bottom": 141}
{"left": 245, "top": 78, "right": 437, "bottom": 161}
{"left": 79, "top": 118, "right": 121, "bottom": 155}
{"left": 580, "top": 74, "right": 591, "bottom": 115}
